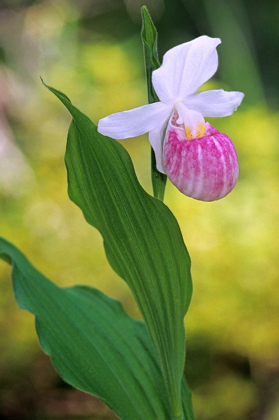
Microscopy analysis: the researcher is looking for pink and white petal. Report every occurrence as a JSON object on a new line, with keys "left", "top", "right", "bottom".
{"left": 187, "top": 89, "right": 244, "bottom": 117}
{"left": 97, "top": 102, "right": 171, "bottom": 139}
{"left": 149, "top": 118, "right": 170, "bottom": 174}
{"left": 163, "top": 123, "right": 239, "bottom": 201}
{"left": 152, "top": 36, "right": 221, "bottom": 102}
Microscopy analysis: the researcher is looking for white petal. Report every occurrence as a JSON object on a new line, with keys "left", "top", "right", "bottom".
{"left": 152, "top": 36, "right": 221, "bottom": 102}
{"left": 175, "top": 101, "right": 205, "bottom": 139}
{"left": 98, "top": 102, "right": 172, "bottom": 139}
{"left": 149, "top": 119, "right": 169, "bottom": 174}
{"left": 187, "top": 89, "right": 244, "bottom": 117}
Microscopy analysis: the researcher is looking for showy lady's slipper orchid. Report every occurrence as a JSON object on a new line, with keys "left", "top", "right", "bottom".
{"left": 98, "top": 36, "right": 244, "bottom": 201}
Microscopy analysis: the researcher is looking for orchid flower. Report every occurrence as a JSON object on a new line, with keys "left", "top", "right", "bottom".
{"left": 98, "top": 36, "right": 244, "bottom": 201}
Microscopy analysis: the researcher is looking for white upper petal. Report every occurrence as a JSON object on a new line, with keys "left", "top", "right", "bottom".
{"left": 152, "top": 36, "right": 221, "bottom": 102}
{"left": 175, "top": 101, "right": 205, "bottom": 139}
{"left": 186, "top": 89, "right": 244, "bottom": 117}
{"left": 98, "top": 102, "right": 172, "bottom": 139}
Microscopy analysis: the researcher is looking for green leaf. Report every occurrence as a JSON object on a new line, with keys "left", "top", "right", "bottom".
{"left": 0, "top": 237, "right": 194, "bottom": 420}
{"left": 141, "top": 6, "right": 160, "bottom": 103}
{"left": 44, "top": 83, "right": 193, "bottom": 419}
{"left": 0, "top": 237, "right": 170, "bottom": 419}
{"left": 182, "top": 381, "right": 195, "bottom": 420}
{"left": 141, "top": 6, "right": 167, "bottom": 201}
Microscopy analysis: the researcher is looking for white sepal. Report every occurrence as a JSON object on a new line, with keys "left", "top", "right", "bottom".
{"left": 186, "top": 89, "right": 244, "bottom": 117}
{"left": 98, "top": 102, "right": 172, "bottom": 139}
{"left": 149, "top": 121, "right": 169, "bottom": 174}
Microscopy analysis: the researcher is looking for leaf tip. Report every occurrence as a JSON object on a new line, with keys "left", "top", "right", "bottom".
{"left": 141, "top": 6, "right": 153, "bottom": 36}
{"left": 41, "top": 78, "right": 71, "bottom": 103}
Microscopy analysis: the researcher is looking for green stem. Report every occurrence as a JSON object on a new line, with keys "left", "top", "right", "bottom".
{"left": 141, "top": 6, "right": 188, "bottom": 420}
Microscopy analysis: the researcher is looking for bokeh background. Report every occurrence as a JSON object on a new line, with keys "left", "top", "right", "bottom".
{"left": 0, "top": 0, "right": 279, "bottom": 419}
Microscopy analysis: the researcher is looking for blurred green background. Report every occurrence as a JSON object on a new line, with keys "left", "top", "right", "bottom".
{"left": 0, "top": 0, "right": 279, "bottom": 419}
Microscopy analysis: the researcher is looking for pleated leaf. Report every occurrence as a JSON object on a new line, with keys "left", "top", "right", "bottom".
{"left": 0, "top": 237, "right": 169, "bottom": 419}
{"left": 141, "top": 6, "right": 160, "bottom": 103}
{"left": 44, "top": 84, "right": 193, "bottom": 418}
{"left": 0, "top": 237, "right": 195, "bottom": 420}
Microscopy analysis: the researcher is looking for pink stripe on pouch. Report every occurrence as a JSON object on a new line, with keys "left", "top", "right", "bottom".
{"left": 163, "top": 122, "right": 239, "bottom": 201}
